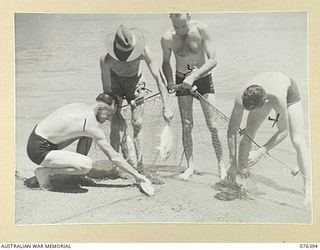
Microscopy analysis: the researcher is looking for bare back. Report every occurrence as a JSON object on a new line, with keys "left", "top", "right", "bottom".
{"left": 35, "top": 103, "right": 96, "bottom": 144}
{"left": 236, "top": 72, "right": 292, "bottom": 109}
{"left": 105, "top": 53, "right": 142, "bottom": 77}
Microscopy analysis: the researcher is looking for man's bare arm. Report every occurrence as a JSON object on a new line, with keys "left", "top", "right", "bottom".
{"left": 188, "top": 23, "right": 218, "bottom": 81}
{"left": 143, "top": 45, "right": 170, "bottom": 109}
{"left": 88, "top": 127, "right": 148, "bottom": 182}
{"left": 227, "top": 97, "right": 245, "bottom": 162}
{"left": 100, "top": 55, "right": 112, "bottom": 93}
{"left": 161, "top": 35, "right": 175, "bottom": 88}
{"left": 245, "top": 99, "right": 289, "bottom": 168}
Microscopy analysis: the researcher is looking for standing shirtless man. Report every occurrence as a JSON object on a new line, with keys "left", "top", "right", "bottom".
{"left": 101, "top": 25, "right": 173, "bottom": 180}
{"left": 227, "top": 72, "right": 310, "bottom": 203}
{"left": 161, "top": 13, "right": 227, "bottom": 180}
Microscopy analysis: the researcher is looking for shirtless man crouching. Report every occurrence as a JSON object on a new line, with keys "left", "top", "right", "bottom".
{"left": 26, "top": 93, "right": 154, "bottom": 196}
{"left": 227, "top": 72, "right": 310, "bottom": 204}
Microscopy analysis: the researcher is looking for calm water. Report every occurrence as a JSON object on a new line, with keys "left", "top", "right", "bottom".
{"left": 15, "top": 12, "right": 309, "bottom": 176}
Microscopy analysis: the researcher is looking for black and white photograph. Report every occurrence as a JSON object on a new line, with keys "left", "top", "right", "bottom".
{"left": 15, "top": 12, "right": 311, "bottom": 225}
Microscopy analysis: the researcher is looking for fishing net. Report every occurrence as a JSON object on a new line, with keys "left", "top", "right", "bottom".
{"left": 87, "top": 89, "right": 308, "bottom": 201}
{"left": 87, "top": 91, "right": 232, "bottom": 180}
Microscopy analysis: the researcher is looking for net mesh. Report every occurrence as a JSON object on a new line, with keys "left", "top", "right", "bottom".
{"left": 87, "top": 91, "right": 305, "bottom": 191}
{"left": 87, "top": 92, "right": 235, "bottom": 180}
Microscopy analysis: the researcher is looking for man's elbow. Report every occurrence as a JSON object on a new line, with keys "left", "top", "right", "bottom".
{"left": 213, "top": 60, "right": 218, "bottom": 68}
{"left": 209, "top": 58, "right": 218, "bottom": 69}
{"left": 100, "top": 56, "right": 107, "bottom": 69}
{"left": 100, "top": 55, "right": 105, "bottom": 63}
{"left": 110, "top": 155, "right": 125, "bottom": 165}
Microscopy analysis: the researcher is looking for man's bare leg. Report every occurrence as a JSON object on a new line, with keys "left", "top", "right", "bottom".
{"left": 131, "top": 102, "right": 144, "bottom": 167}
{"left": 131, "top": 102, "right": 163, "bottom": 185}
{"left": 108, "top": 99, "right": 130, "bottom": 178}
{"left": 287, "top": 102, "right": 310, "bottom": 204}
{"left": 199, "top": 93, "right": 226, "bottom": 179}
{"left": 177, "top": 95, "right": 194, "bottom": 179}
{"left": 76, "top": 137, "right": 93, "bottom": 155}
{"left": 237, "top": 104, "right": 273, "bottom": 174}
{"left": 36, "top": 150, "right": 93, "bottom": 190}
{"left": 110, "top": 111, "right": 122, "bottom": 153}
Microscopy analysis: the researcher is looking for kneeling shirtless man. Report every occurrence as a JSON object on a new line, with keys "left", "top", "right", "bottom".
{"left": 26, "top": 93, "right": 154, "bottom": 196}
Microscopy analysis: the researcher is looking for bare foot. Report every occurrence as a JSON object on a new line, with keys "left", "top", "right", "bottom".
{"left": 226, "top": 165, "right": 237, "bottom": 183}
{"left": 34, "top": 168, "right": 54, "bottom": 191}
{"left": 177, "top": 168, "right": 194, "bottom": 180}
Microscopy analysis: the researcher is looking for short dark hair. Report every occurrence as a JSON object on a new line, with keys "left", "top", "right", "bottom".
{"left": 169, "top": 13, "right": 190, "bottom": 19}
{"left": 242, "top": 85, "right": 267, "bottom": 111}
{"left": 96, "top": 93, "right": 119, "bottom": 106}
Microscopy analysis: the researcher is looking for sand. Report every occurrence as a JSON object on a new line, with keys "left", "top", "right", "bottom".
{"left": 15, "top": 12, "right": 311, "bottom": 225}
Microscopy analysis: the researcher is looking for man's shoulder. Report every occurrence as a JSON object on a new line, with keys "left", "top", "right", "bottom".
{"left": 161, "top": 29, "right": 174, "bottom": 41}
{"left": 191, "top": 20, "right": 209, "bottom": 31}
{"left": 234, "top": 94, "right": 244, "bottom": 106}
{"left": 54, "top": 103, "right": 89, "bottom": 121}
{"left": 65, "top": 102, "right": 89, "bottom": 110}
{"left": 100, "top": 54, "right": 116, "bottom": 63}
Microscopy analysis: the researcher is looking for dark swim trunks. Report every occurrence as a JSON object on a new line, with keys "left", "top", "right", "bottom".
{"left": 287, "top": 78, "right": 301, "bottom": 106}
{"left": 27, "top": 126, "right": 58, "bottom": 165}
{"left": 175, "top": 73, "right": 215, "bottom": 96}
{"left": 110, "top": 70, "right": 144, "bottom": 103}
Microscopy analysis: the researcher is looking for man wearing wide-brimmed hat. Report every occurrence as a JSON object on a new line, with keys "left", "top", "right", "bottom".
{"left": 100, "top": 25, "right": 173, "bottom": 182}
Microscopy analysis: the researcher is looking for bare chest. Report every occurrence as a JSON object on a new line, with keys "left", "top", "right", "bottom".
{"left": 172, "top": 31, "right": 203, "bottom": 57}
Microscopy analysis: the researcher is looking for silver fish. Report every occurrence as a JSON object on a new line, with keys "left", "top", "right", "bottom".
{"left": 121, "top": 130, "right": 137, "bottom": 168}
{"left": 158, "top": 124, "right": 174, "bottom": 161}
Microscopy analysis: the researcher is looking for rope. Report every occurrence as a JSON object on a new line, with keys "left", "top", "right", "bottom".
{"left": 193, "top": 90, "right": 309, "bottom": 180}
{"left": 120, "top": 92, "right": 161, "bottom": 109}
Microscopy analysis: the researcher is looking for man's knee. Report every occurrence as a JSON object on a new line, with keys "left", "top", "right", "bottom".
{"left": 78, "top": 157, "right": 92, "bottom": 174}
{"left": 132, "top": 117, "right": 143, "bottom": 130}
{"left": 206, "top": 119, "right": 218, "bottom": 133}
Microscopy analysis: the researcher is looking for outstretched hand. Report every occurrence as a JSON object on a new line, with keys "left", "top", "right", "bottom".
{"left": 171, "top": 82, "right": 190, "bottom": 91}
{"left": 247, "top": 147, "right": 267, "bottom": 167}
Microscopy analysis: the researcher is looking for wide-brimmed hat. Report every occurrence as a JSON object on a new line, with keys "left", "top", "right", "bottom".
{"left": 105, "top": 25, "right": 145, "bottom": 62}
